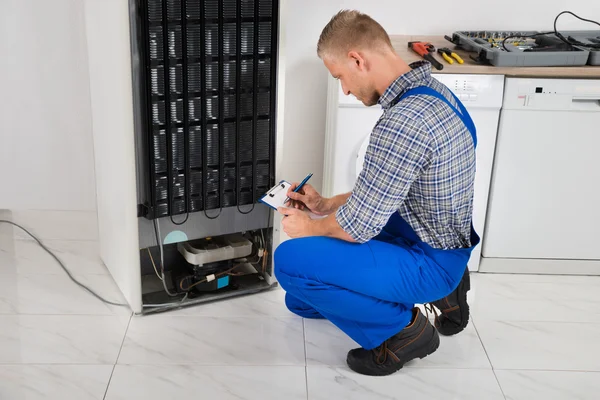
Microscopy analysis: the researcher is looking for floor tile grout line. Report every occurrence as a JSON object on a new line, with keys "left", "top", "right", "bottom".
{"left": 115, "top": 314, "right": 134, "bottom": 365}
{"left": 466, "top": 316, "right": 600, "bottom": 325}
{"left": 302, "top": 318, "right": 308, "bottom": 366}
{"left": 103, "top": 314, "right": 132, "bottom": 400}
{"left": 305, "top": 366, "right": 309, "bottom": 400}
{"left": 303, "top": 319, "right": 309, "bottom": 400}
{"left": 103, "top": 365, "right": 117, "bottom": 399}
{"left": 472, "top": 317, "right": 507, "bottom": 400}
{"left": 492, "top": 368, "right": 600, "bottom": 373}
{"left": 2, "top": 363, "right": 598, "bottom": 372}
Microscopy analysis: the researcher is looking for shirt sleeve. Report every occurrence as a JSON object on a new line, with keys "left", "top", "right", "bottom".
{"left": 335, "top": 112, "right": 433, "bottom": 243}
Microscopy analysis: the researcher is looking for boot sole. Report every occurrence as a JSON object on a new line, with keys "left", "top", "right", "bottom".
{"left": 347, "top": 330, "right": 440, "bottom": 377}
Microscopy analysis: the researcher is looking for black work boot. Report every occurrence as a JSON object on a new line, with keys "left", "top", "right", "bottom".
{"left": 346, "top": 307, "right": 440, "bottom": 376}
{"left": 430, "top": 267, "right": 470, "bottom": 336}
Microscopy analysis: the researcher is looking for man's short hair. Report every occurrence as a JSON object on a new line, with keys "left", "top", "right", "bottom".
{"left": 317, "top": 10, "right": 393, "bottom": 59}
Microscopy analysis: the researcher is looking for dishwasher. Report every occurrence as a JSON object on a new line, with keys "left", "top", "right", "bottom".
{"left": 481, "top": 77, "right": 600, "bottom": 275}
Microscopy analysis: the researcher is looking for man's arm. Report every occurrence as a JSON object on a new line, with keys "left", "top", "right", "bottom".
{"left": 278, "top": 192, "right": 354, "bottom": 242}
{"left": 310, "top": 213, "right": 356, "bottom": 242}
{"left": 321, "top": 192, "right": 351, "bottom": 214}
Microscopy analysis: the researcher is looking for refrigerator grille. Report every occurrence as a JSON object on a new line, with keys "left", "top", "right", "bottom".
{"left": 139, "top": 0, "right": 278, "bottom": 219}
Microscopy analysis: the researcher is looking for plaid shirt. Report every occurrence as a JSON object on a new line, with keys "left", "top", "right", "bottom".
{"left": 336, "top": 61, "right": 476, "bottom": 249}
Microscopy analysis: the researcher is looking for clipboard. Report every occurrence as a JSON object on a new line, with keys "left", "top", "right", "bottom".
{"left": 259, "top": 180, "right": 292, "bottom": 210}
{"left": 259, "top": 180, "right": 327, "bottom": 220}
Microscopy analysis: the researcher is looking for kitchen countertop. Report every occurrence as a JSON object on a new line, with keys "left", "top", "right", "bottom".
{"left": 390, "top": 35, "right": 600, "bottom": 78}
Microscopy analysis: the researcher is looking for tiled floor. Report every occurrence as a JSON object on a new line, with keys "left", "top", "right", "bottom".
{"left": 2, "top": 214, "right": 600, "bottom": 399}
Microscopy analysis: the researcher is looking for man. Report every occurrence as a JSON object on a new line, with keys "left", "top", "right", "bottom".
{"left": 274, "top": 10, "right": 479, "bottom": 376}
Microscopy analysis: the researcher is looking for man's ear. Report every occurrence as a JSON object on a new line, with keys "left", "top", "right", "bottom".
{"left": 347, "top": 50, "right": 366, "bottom": 71}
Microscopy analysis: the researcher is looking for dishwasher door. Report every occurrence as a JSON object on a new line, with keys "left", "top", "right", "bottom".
{"left": 482, "top": 78, "right": 600, "bottom": 270}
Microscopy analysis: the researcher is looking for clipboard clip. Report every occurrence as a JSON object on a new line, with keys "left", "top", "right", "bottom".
{"left": 266, "top": 182, "right": 287, "bottom": 197}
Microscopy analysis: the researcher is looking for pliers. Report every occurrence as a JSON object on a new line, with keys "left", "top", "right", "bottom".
{"left": 437, "top": 48, "right": 464, "bottom": 64}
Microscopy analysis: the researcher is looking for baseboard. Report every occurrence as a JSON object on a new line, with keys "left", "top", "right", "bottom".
{"left": 479, "top": 256, "right": 600, "bottom": 275}
{"left": 0, "top": 209, "right": 99, "bottom": 241}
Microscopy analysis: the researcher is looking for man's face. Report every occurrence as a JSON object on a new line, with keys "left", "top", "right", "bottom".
{"left": 323, "top": 53, "right": 379, "bottom": 107}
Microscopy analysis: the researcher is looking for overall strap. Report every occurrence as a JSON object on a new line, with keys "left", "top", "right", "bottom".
{"left": 381, "top": 85, "right": 480, "bottom": 247}
{"left": 398, "top": 86, "right": 477, "bottom": 148}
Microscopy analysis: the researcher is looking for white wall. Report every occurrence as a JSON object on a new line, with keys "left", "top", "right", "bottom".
{"left": 0, "top": 0, "right": 96, "bottom": 211}
{"left": 280, "top": 0, "right": 599, "bottom": 191}
{"left": 1, "top": 0, "right": 596, "bottom": 210}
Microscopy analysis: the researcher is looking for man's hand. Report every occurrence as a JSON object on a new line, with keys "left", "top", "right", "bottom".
{"left": 278, "top": 206, "right": 357, "bottom": 243}
{"left": 285, "top": 183, "right": 330, "bottom": 215}
{"left": 278, "top": 207, "right": 315, "bottom": 238}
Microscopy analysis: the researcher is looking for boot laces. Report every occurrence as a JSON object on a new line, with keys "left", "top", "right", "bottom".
{"left": 374, "top": 307, "right": 438, "bottom": 365}
{"left": 375, "top": 341, "right": 388, "bottom": 365}
{"left": 424, "top": 303, "right": 440, "bottom": 327}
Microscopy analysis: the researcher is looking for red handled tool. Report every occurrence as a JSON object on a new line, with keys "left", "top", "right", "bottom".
{"left": 408, "top": 41, "right": 444, "bottom": 70}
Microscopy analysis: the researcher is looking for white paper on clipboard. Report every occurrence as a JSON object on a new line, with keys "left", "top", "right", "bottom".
{"left": 259, "top": 181, "right": 292, "bottom": 210}
{"left": 259, "top": 181, "right": 327, "bottom": 220}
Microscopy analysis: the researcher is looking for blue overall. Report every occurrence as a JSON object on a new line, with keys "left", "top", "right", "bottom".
{"left": 274, "top": 86, "right": 481, "bottom": 350}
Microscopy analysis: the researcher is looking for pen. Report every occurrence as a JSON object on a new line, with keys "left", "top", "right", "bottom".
{"left": 284, "top": 172, "right": 313, "bottom": 205}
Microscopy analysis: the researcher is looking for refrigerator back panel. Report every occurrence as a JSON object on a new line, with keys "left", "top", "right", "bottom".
{"left": 137, "top": 0, "right": 278, "bottom": 219}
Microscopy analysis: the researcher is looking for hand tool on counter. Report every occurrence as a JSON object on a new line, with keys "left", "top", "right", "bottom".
{"left": 444, "top": 35, "right": 457, "bottom": 44}
{"left": 437, "top": 48, "right": 464, "bottom": 64}
{"left": 408, "top": 41, "right": 444, "bottom": 70}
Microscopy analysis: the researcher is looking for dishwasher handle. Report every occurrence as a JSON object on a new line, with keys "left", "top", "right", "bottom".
{"left": 572, "top": 95, "right": 600, "bottom": 102}
{"left": 571, "top": 96, "right": 600, "bottom": 110}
